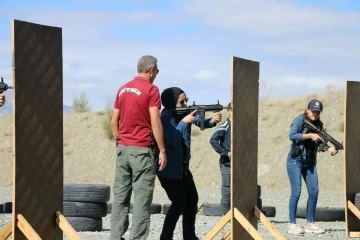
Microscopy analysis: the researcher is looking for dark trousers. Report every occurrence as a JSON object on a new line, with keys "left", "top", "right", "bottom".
{"left": 158, "top": 169, "right": 199, "bottom": 240}
{"left": 220, "top": 164, "right": 231, "bottom": 215}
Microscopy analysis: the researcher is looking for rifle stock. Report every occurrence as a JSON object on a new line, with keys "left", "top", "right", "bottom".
{"left": 303, "top": 118, "right": 344, "bottom": 152}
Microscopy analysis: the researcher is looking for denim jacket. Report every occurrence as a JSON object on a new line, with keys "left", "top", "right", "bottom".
{"left": 156, "top": 108, "right": 216, "bottom": 179}
{"left": 288, "top": 114, "right": 320, "bottom": 162}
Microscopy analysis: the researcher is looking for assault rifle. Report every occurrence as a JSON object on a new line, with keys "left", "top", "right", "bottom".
{"left": 304, "top": 118, "right": 344, "bottom": 153}
{"left": 0, "top": 77, "right": 13, "bottom": 93}
{"left": 174, "top": 100, "right": 230, "bottom": 130}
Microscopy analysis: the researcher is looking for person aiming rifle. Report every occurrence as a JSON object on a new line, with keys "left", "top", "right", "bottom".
{"left": 156, "top": 87, "right": 222, "bottom": 240}
{"left": 286, "top": 99, "right": 340, "bottom": 236}
{"left": 0, "top": 77, "right": 13, "bottom": 107}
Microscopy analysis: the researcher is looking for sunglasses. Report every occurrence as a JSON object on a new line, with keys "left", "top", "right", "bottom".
{"left": 148, "top": 68, "right": 159, "bottom": 74}
{"left": 179, "top": 97, "right": 189, "bottom": 105}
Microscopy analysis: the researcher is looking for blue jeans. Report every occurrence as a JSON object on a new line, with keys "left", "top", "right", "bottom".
{"left": 287, "top": 157, "right": 319, "bottom": 224}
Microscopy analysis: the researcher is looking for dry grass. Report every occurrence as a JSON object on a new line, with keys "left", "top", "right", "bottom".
{"left": 0, "top": 88, "right": 347, "bottom": 191}
{"left": 72, "top": 92, "right": 91, "bottom": 113}
{"left": 102, "top": 100, "right": 114, "bottom": 140}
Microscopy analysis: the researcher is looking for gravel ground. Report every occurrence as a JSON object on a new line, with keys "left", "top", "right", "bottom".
{"left": 0, "top": 186, "right": 358, "bottom": 240}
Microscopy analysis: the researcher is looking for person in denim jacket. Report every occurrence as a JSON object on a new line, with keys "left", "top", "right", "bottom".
{"left": 156, "top": 87, "right": 222, "bottom": 240}
{"left": 287, "top": 99, "right": 338, "bottom": 235}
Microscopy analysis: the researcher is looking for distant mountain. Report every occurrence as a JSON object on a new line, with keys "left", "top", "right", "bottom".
{"left": 63, "top": 105, "right": 73, "bottom": 113}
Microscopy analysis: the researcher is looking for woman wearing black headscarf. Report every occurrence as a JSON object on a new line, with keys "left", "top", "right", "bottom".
{"left": 156, "top": 87, "right": 222, "bottom": 240}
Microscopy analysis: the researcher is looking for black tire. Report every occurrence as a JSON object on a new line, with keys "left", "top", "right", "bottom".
{"left": 130, "top": 203, "right": 162, "bottom": 214}
{"left": 203, "top": 199, "right": 262, "bottom": 217}
{"left": 63, "top": 201, "right": 107, "bottom": 218}
{"left": 257, "top": 185, "right": 261, "bottom": 198}
{"left": 162, "top": 203, "right": 203, "bottom": 215}
{"left": 162, "top": 203, "right": 170, "bottom": 215}
{"left": 257, "top": 198, "right": 262, "bottom": 209}
{"left": 354, "top": 193, "right": 360, "bottom": 209}
{"left": 202, "top": 204, "right": 224, "bottom": 216}
{"left": 63, "top": 184, "right": 110, "bottom": 203}
{"left": 107, "top": 202, "right": 162, "bottom": 214}
{"left": 0, "top": 204, "right": 3, "bottom": 213}
{"left": 261, "top": 206, "right": 276, "bottom": 217}
{"left": 296, "top": 206, "right": 345, "bottom": 222}
{"left": 107, "top": 202, "right": 112, "bottom": 213}
{"left": 67, "top": 217, "right": 102, "bottom": 232}
{"left": 3, "top": 202, "right": 11, "bottom": 213}
{"left": 162, "top": 203, "right": 185, "bottom": 215}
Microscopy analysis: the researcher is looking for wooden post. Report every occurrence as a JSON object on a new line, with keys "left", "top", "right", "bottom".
{"left": 231, "top": 56, "right": 259, "bottom": 239}
{"left": 344, "top": 80, "right": 360, "bottom": 238}
{"left": 203, "top": 56, "right": 285, "bottom": 240}
{"left": 0, "top": 19, "right": 80, "bottom": 240}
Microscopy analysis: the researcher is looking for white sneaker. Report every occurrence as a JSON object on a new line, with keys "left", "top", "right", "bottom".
{"left": 288, "top": 224, "right": 305, "bottom": 235}
{"left": 305, "top": 223, "right": 326, "bottom": 234}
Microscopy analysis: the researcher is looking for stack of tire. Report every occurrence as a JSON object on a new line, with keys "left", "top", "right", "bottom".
{"left": 63, "top": 183, "right": 110, "bottom": 232}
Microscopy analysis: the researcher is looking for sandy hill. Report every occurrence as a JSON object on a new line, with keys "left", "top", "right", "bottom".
{"left": 0, "top": 88, "right": 346, "bottom": 192}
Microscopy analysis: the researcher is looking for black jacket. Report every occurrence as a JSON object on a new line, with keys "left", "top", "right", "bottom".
{"left": 209, "top": 118, "right": 231, "bottom": 164}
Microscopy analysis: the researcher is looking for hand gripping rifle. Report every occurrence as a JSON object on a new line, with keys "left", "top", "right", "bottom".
{"left": 303, "top": 118, "right": 344, "bottom": 153}
{"left": 174, "top": 100, "right": 230, "bottom": 130}
{"left": 0, "top": 77, "right": 13, "bottom": 93}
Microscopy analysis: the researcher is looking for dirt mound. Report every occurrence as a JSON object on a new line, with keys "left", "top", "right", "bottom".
{"left": 0, "top": 89, "right": 346, "bottom": 191}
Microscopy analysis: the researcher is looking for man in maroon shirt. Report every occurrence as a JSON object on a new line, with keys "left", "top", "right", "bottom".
{"left": 0, "top": 93, "right": 5, "bottom": 106}
{"left": 109, "top": 55, "right": 167, "bottom": 240}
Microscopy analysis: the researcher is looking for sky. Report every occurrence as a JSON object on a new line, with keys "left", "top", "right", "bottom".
{"left": 0, "top": 0, "right": 359, "bottom": 110}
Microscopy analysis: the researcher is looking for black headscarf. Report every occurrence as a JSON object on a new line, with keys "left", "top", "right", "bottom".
{"left": 161, "top": 87, "right": 184, "bottom": 109}
{"left": 161, "top": 87, "right": 187, "bottom": 123}
{"left": 161, "top": 87, "right": 190, "bottom": 171}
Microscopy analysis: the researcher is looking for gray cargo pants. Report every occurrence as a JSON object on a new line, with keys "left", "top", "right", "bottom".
{"left": 220, "top": 163, "right": 231, "bottom": 215}
{"left": 110, "top": 144, "right": 156, "bottom": 240}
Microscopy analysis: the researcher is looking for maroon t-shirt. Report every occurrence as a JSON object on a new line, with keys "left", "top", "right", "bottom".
{"left": 114, "top": 76, "right": 161, "bottom": 147}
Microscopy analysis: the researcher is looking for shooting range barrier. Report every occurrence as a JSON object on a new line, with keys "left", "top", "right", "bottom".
{"left": 344, "top": 80, "right": 360, "bottom": 238}
{"left": 0, "top": 18, "right": 358, "bottom": 240}
{"left": 203, "top": 57, "right": 286, "bottom": 240}
{"left": 0, "top": 19, "right": 82, "bottom": 239}
{"left": 203, "top": 65, "right": 360, "bottom": 239}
